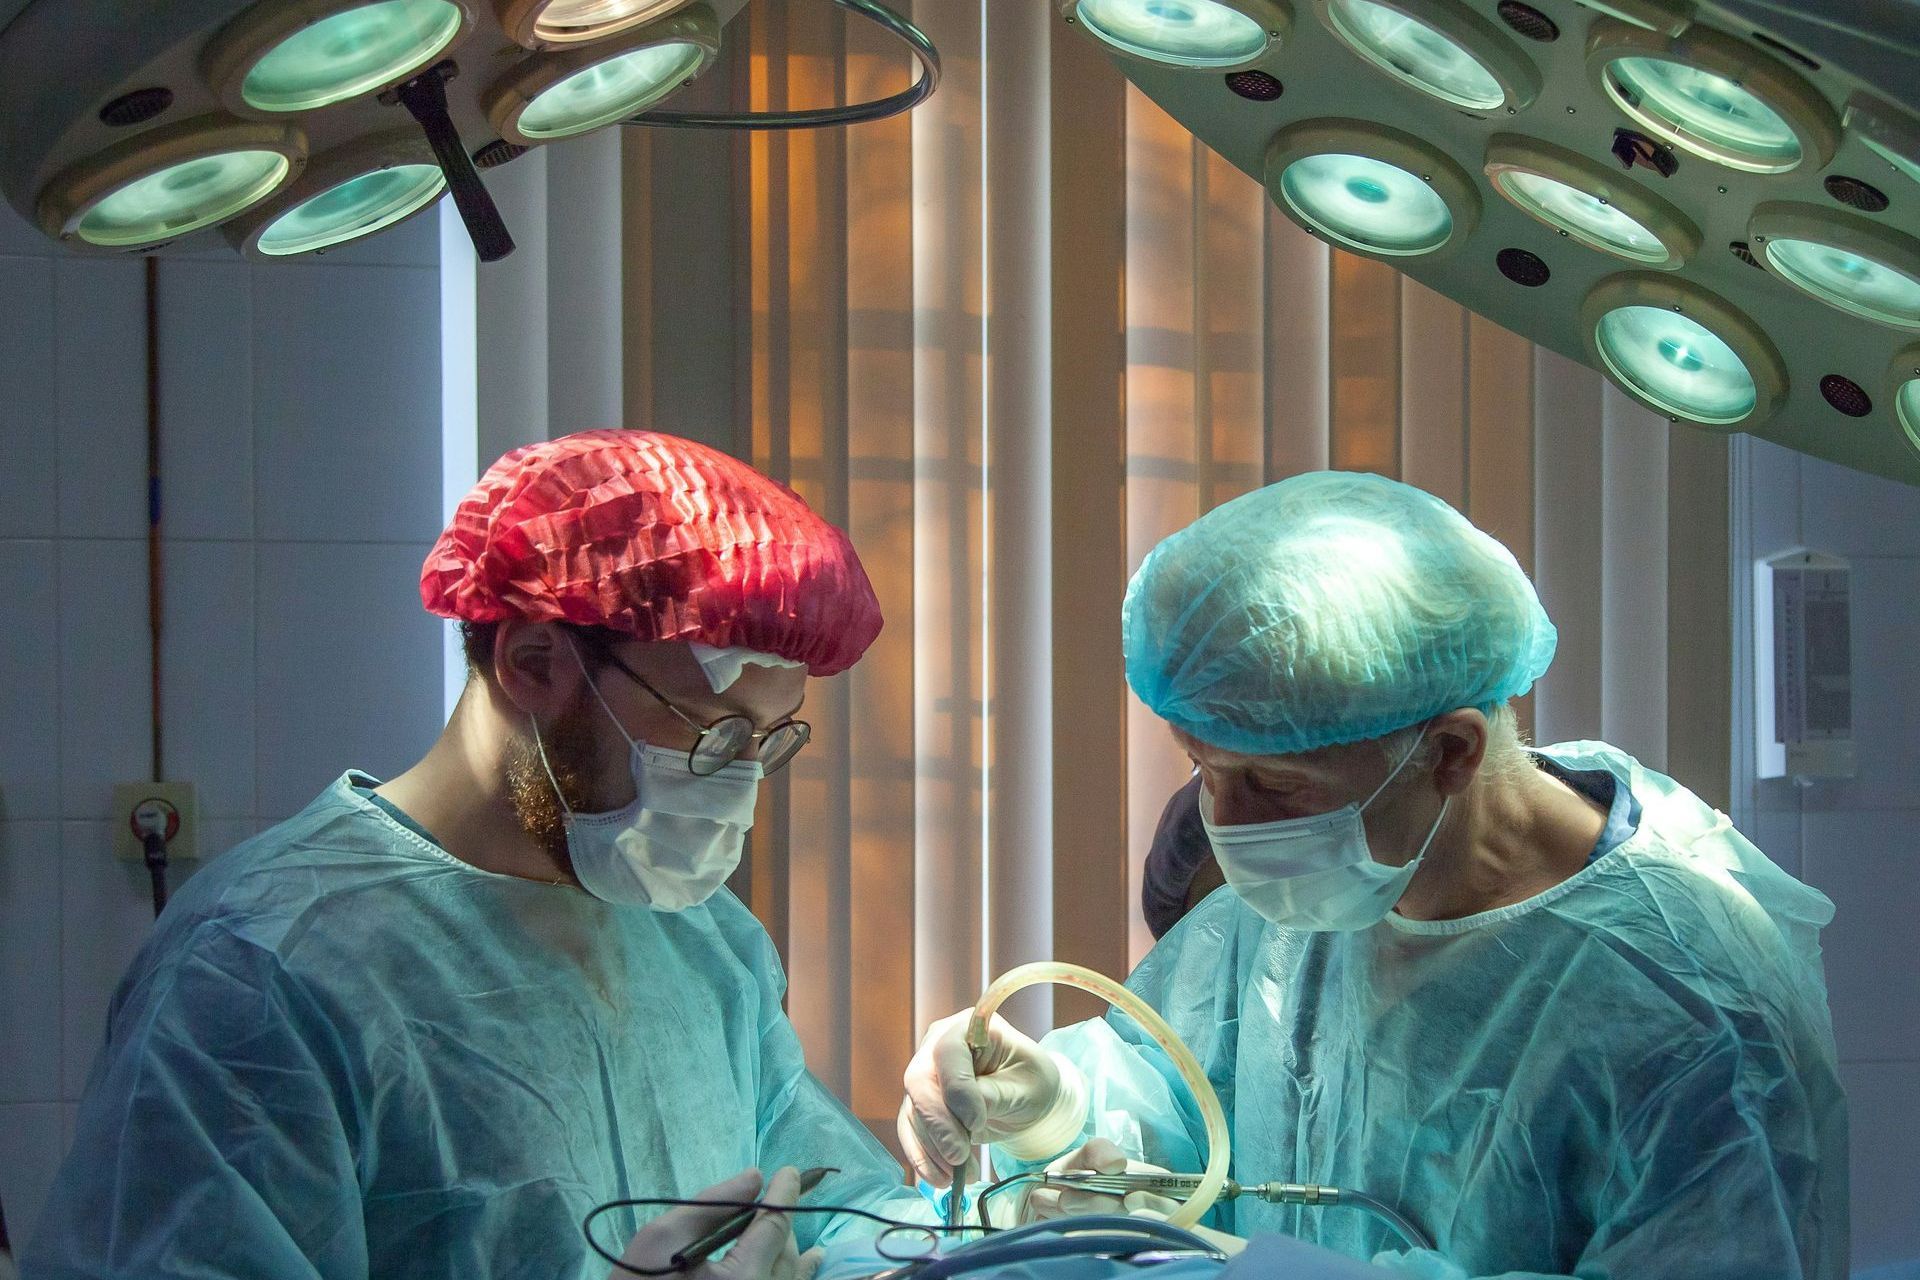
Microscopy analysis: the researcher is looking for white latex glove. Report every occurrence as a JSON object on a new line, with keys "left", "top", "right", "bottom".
{"left": 1023, "top": 1138, "right": 1181, "bottom": 1222}
{"left": 897, "top": 1011, "right": 1089, "bottom": 1186}
{"left": 613, "top": 1168, "right": 811, "bottom": 1280}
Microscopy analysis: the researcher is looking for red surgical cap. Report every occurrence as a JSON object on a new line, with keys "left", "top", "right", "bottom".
{"left": 422, "top": 430, "right": 882, "bottom": 677}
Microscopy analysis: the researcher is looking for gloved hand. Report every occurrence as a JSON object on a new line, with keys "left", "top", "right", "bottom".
{"left": 1027, "top": 1140, "right": 1247, "bottom": 1257}
{"left": 897, "top": 1011, "right": 1089, "bottom": 1187}
{"left": 612, "top": 1168, "right": 816, "bottom": 1280}
{"left": 1023, "top": 1138, "right": 1174, "bottom": 1222}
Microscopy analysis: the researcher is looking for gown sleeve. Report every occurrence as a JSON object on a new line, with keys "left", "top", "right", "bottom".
{"left": 22, "top": 925, "right": 367, "bottom": 1280}
{"left": 1373, "top": 1014, "right": 1846, "bottom": 1280}
{"left": 739, "top": 928, "right": 923, "bottom": 1250}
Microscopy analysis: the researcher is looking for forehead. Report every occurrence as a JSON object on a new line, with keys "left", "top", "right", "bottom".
{"left": 611, "top": 640, "right": 807, "bottom": 715}
{"left": 1171, "top": 726, "right": 1375, "bottom": 781}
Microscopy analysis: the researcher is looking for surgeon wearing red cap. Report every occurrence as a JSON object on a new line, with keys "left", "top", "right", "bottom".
{"left": 27, "top": 431, "right": 914, "bottom": 1280}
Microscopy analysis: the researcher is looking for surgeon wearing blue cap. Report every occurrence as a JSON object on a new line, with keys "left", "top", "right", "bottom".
{"left": 900, "top": 472, "right": 1848, "bottom": 1278}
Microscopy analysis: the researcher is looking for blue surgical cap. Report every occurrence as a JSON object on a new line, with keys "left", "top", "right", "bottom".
{"left": 1122, "top": 471, "right": 1557, "bottom": 756}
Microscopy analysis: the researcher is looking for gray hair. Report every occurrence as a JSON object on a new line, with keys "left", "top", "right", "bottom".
{"left": 1376, "top": 701, "right": 1532, "bottom": 788}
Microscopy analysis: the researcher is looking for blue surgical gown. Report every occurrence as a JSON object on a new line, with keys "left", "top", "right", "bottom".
{"left": 24, "top": 773, "right": 913, "bottom": 1279}
{"left": 1014, "top": 743, "right": 1849, "bottom": 1279}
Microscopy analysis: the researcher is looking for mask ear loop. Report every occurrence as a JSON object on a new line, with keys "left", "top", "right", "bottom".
{"left": 566, "top": 635, "right": 643, "bottom": 753}
{"left": 1361, "top": 718, "right": 1438, "bottom": 811}
{"left": 529, "top": 713, "right": 579, "bottom": 827}
{"left": 1380, "top": 719, "right": 1453, "bottom": 893}
{"left": 530, "top": 636, "right": 637, "bottom": 828}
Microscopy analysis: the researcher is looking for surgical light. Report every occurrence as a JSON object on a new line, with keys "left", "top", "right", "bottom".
{"left": 487, "top": 7, "right": 719, "bottom": 144}
{"left": 37, "top": 117, "right": 305, "bottom": 250}
{"left": 1509, "top": 173, "right": 1658, "bottom": 254}
{"left": 1608, "top": 59, "right": 1797, "bottom": 167}
{"left": 1844, "top": 95, "right": 1920, "bottom": 192}
{"left": 207, "top": 0, "right": 468, "bottom": 114}
{"left": 1485, "top": 137, "right": 1697, "bottom": 267}
{"left": 1282, "top": 153, "right": 1450, "bottom": 252}
{"left": 1265, "top": 121, "right": 1476, "bottom": 259}
{"left": 1751, "top": 204, "right": 1920, "bottom": 331}
{"left": 1767, "top": 243, "right": 1920, "bottom": 327}
{"left": 1582, "top": 277, "right": 1785, "bottom": 428}
{"left": 1321, "top": 0, "right": 1531, "bottom": 112}
{"left": 1893, "top": 349, "right": 1920, "bottom": 456}
{"left": 499, "top": 0, "right": 695, "bottom": 49}
{"left": 260, "top": 165, "right": 442, "bottom": 253}
{"left": 1589, "top": 23, "right": 1836, "bottom": 174}
{"left": 1072, "top": 0, "right": 1276, "bottom": 69}
{"left": 1597, "top": 306, "right": 1754, "bottom": 422}
{"left": 229, "top": 133, "right": 446, "bottom": 257}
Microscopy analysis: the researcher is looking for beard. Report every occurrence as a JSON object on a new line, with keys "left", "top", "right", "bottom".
{"left": 504, "top": 695, "right": 616, "bottom": 860}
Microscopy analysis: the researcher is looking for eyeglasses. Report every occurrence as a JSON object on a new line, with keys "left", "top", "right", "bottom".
{"left": 599, "top": 651, "right": 812, "bottom": 777}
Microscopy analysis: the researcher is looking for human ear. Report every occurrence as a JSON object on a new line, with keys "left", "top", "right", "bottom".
{"left": 493, "top": 621, "right": 586, "bottom": 718}
{"left": 1427, "top": 709, "right": 1489, "bottom": 797}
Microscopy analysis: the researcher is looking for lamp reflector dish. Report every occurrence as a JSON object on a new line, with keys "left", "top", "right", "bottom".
{"left": 1326, "top": 0, "right": 1505, "bottom": 110}
{"left": 1861, "top": 136, "right": 1920, "bottom": 188}
{"left": 1604, "top": 56, "right": 1801, "bottom": 171}
{"left": 257, "top": 162, "right": 445, "bottom": 255}
{"left": 76, "top": 150, "right": 291, "bottom": 246}
{"left": 242, "top": 0, "right": 465, "bottom": 112}
{"left": 1278, "top": 152, "right": 1453, "bottom": 255}
{"left": 1764, "top": 237, "right": 1920, "bottom": 329}
{"left": 1594, "top": 304, "right": 1757, "bottom": 423}
{"left": 1897, "top": 376, "right": 1920, "bottom": 453}
{"left": 1496, "top": 169, "right": 1667, "bottom": 262}
{"left": 516, "top": 39, "right": 705, "bottom": 137}
{"left": 531, "top": 0, "right": 690, "bottom": 43}
{"left": 1074, "top": 0, "right": 1269, "bottom": 68}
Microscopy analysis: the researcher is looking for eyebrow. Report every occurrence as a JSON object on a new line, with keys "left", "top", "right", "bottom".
{"left": 1173, "top": 732, "right": 1320, "bottom": 786}
{"left": 686, "top": 690, "right": 806, "bottom": 727}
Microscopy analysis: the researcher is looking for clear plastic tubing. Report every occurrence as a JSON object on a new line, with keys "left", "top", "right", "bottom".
{"left": 966, "top": 961, "right": 1231, "bottom": 1231}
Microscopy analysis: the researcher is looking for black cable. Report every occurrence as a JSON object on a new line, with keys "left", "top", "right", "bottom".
{"left": 142, "top": 830, "right": 170, "bottom": 918}
{"left": 582, "top": 1196, "right": 975, "bottom": 1276}
{"left": 973, "top": 1172, "right": 1040, "bottom": 1233}
{"left": 628, "top": 0, "right": 938, "bottom": 131}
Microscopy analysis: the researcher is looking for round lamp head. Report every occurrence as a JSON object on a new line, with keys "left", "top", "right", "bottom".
{"left": 36, "top": 116, "right": 305, "bottom": 250}
{"left": 1069, "top": 0, "right": 1283, "bottom": 69}
{"left": 1581, "top": 276, "right": 1785, "bottom": 428}
{"left": 1264, "top": 120, "right": 1478, "bottom": 260}
{"left": 207, "top": 0, "right": 470, "bottom": 114}
{"left": 1596, "top": 305, "right": 1755, "bottom": 422}
{"left": 1320, "top": 0, "right": 1537, "bottom": 112}
{"left": 1281, "top": 153, "right": 1451, "bottom": 252}
{"left": 487, "top": 5, "right": 719, "bottom": 144}
{"left": 1485, "top": 136, "right": 1699, "bottom": 267}
{"left": 497, "top": 0, "right": 695, "bottom": 50}
{"left": 1845, "top": 95, "right": 1920, "bottom": 191}
{"left": 1588, "top": 22, "right": 1837, "bottom": 173}
{"left": 1751, "top": 203, "right": 1920, "bottom": 331}
{"left": 1891, "top": 346, "right": 1920, "bottom": 458}
{"left": 1505, "top": 171, "right": 1663, "bottom": 255}
{"left": 227, "top": 133, "right": 445, "bottom": 258}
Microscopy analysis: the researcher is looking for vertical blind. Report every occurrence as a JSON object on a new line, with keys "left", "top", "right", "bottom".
{"left": 595, "top": 0, "right": 1730, "bottom": 1147}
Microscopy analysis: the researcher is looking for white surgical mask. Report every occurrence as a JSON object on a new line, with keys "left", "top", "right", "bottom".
{"left": 534, "top": 645, "right": 762, "bottom": 910}
{"left": 1201, "top": 724, "right": 1450, "bottom": 931}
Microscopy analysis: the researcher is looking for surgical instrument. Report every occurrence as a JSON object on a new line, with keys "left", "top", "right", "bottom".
{"left": 671, "top": 1165, "right": 837, "bottom": 1271}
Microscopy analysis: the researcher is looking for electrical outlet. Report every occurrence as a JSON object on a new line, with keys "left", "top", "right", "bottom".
{"left": 111, "top": 781, "right": 199, "bottom": 862}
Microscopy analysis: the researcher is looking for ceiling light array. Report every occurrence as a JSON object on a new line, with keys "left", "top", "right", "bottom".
{"left": 4, "top": 0, "right": 936, "bottom": 264}
{"left": 1063, "top": 0, "right": 1920, "bottom": 474}
{"left": 22, "top": 0, "right": 719, "bottom": 260}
